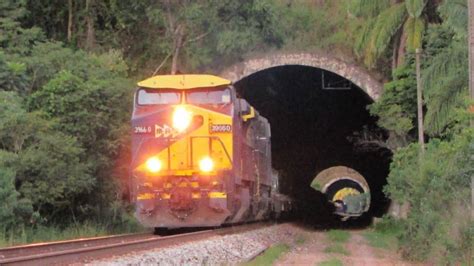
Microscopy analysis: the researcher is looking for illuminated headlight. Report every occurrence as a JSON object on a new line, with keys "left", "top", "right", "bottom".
{"left": 199, "top": 157, "right": 214, "bottom": 172}
{"left": 172, "top": 106, "right": 192, "bottom": 132}
{"left": 146, "top": 157, "right": 162, "bottom": 173}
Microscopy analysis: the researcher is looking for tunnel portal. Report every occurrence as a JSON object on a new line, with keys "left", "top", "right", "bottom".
{"left": 234, "top": 65, "right": 392, "bottom": 225}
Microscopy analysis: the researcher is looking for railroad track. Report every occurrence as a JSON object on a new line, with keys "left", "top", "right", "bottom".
{"left": 0, "top": 222, "right": 268, "bottom": 265}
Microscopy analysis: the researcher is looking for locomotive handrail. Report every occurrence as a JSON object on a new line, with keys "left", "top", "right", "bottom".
{"left": 190, "top": 136, "right": 233, "bottom": 167}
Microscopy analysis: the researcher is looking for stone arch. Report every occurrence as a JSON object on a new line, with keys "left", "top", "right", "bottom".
{"left": 219, "top": 52, "right": 383, "bottom": 100}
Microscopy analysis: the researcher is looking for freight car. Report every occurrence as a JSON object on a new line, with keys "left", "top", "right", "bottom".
{"left": 130, "top": 74, "right": 291, "bottom": 230}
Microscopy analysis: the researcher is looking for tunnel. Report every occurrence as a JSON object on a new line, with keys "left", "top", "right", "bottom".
{"left": 234, "top": 65, "right": 392, "bottom": 227}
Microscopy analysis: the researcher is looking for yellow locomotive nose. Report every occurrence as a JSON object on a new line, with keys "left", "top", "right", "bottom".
{"left": 172, "top": 106, "right": 192, "bottom": 132}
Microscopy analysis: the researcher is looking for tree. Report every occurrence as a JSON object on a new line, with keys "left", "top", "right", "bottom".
{"left": 470, "top": 0, "right": 474, "bottom": 103}
{"left": 423, "top": 0, "right": 469, "bottom": 137}
{"left": 142, "top": 0, "right": 283, "bottom": 74}
{"left": 0, "top": 165, "right": 20, "bottom": 230}
{"left": 67, "top": 0, "right": 73, "bottom": 43}
{"left": 85, "top": 0, "right": 95, "bottom": 50}
{"left": 350, "top": 0, "right": 438, "bottom": 69}
{"left": 369, "top": 62, "right": 418, "bottom": 150}
{"left": 0, "top": 4, "right": 133, "bottom": 226}
{"left": 0, "top": 0, "right": 44, "bottom": 57}
{"left": 20, "top": 0, "right": 284, "bottom": 75}
{"left": 0, "top": 52, "right": 28, "bottom": 93}
{"left": 384, "top": 129, "right": 473, "bottom": 262}
{"left": 0, "top": 91, "right": 94, "bottom": 223}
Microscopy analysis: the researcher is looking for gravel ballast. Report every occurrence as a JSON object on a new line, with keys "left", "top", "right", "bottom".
{"left": 88, "top": 223, "right": 299, "bottom": 266}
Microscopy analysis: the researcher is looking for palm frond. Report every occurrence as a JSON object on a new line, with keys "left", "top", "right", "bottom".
{"left": 405, "top": 0, "right": 427, "bottom": 18}
{"left": 438, "top": 0, "right": 467, "bottom": 38}
{"left": 348, "top": 0, "right": 391, "bottom": 17}
{"left": 424, "top": 75, "right": 467, "bottom": 135}
{"left": 423, "top": 42, "right": 468, "bottom": 135}
{"left": 363, "top": 3, "right": 407, "bottom": 68}
{"left": 404, "top": 16, "right": 425, "bottom": 51}
{"left": 354, "top": 18, "right": 375, "bottom": 58}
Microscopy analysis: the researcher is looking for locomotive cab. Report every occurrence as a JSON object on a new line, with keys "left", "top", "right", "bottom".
{"left": 131, "top": 74, "right": 276, "bottom": 229}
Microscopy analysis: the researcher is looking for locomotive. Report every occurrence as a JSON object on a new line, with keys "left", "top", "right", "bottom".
{"left": 130, "top": 74, "right": 290, "bottom": 230}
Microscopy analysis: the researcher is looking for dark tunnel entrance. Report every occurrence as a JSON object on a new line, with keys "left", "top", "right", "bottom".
{"left": 234, "top": 65, "right": 393, "bottom": 226}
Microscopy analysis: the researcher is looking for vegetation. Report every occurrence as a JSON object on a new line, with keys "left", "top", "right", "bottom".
{"left": 0, "top": 0, "right": 364, "bottom": 245}
{"left": 349, "top": 0, "right": 442, "bottom": 70}
{"left": 245, "top": 243, "right": 290, "bottom": 266}
{"left": 323, "top": 243, "right": 350, "bottom": 256}
{"left": 0, "top": 0, "right": 472, "bottom": 263}
{"left": 326, "top": 230, "right": 351, "bottom": 243}
{"left": 0, "top": 0, "right": 136, "bottom": 243}
{"left": 295, "top": 234, "right": 307, "bottom": 245}
{"left": 368, "top": 0, "right": 473, "bottom": 263}
{"left": 324, "top": 230, "right": 351, "bottom": 256}
{"left": 385, "top": 130, "right": 473, "bottom": 263}
{"left": 0, "top": 220, "right": 143, "bottom": 247}
{"left": 363, "top": 217, "right": 401, "bottom": 250}
{"left": 318, "top": 258, "right": 343, "bottom": 266}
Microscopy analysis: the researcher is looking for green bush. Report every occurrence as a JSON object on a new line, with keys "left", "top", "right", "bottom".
{"left": 385, "top": 129, "right": 473, "bottom": 263}
{"left": 0, "top": 1, "right": 135, "bottom": 239}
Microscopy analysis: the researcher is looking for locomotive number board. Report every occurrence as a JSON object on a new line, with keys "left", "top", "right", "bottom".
{"left": 210, "top": 124, "right": 232, "bottom": 133}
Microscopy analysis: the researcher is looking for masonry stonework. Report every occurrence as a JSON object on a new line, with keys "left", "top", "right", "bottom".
{"left": 219, "top": 52, "right": 383, "bottom": 100}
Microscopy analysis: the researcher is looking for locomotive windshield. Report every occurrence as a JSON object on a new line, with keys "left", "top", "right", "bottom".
{"left": 137, "top": 89, "right": 181, "bottom": 105}
{"left": 186, "top": 88, "right": 231, "bottom": 105}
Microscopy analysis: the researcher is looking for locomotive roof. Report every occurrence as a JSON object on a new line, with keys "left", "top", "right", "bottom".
{"left": 137, "top": 74, "right": 231, "bottom": 90}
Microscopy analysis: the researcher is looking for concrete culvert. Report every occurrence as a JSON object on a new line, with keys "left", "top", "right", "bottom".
{"left": 311, "top": 166, "right": 370, "bottom": 220}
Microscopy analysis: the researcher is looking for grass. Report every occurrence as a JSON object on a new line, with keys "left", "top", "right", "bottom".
{"left": 0, "top": 221, "right": 145, "bottom": 247}
{"left": 244, "top": 243, "right": 290, "bottom": 266}
{"left": 326, "top": 230, "right": 351, "bottom": 243}
{"left": 295, "top": 234, "right": 307, "bottom": 245}
{"left": 324, "top": 243, "right": 350, "bottom": 256}
{"left": 363, "top": 217, "right": 401, "bottom": 250}
{"left": 318, "top": 258, "right": 344, "bottom": 266}
{"left": 323, "top": 229, "right": 351, "bottom": 257}
{"left": 362, "top": 230, "right": 397, "bottom": 250}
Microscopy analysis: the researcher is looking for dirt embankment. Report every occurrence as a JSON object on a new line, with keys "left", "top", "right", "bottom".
{"left": 275, "top": 225, "right": 424, "bottom": 266}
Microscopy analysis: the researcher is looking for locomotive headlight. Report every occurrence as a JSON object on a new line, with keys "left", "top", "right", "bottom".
{"left": 146, "top": 157, "right": 162, "bottom": 173}
{"left": 199, "top": 157, "right": 214, "bottom": 172}
{"left": 172, "top": 106, "right": 192, "bottom": 132}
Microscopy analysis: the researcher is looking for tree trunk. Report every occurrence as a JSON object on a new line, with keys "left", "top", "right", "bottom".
{"left": 388, "top": 201, "right": 409, "bottom": 219}
{"left": 469, "top": 0, "right": 474, "bottom": 102}
{"left": 468, "top": 0, "right": 474, "bottom": 221}
{"left": 392, "top": 32, "right": 400, "bottom": 71}
{"left": 171, "top": 47, "right": 180, "bottom": 75}
{"left": 171, "top": 26, "right": 184, "bottom": 75}
{"left": 396, "top": 26, "right": 407, "bottom": 67}
{"left": 85, "top": 0, "right": 95, "bottom": 51}
{"left": 67, "top": 0, "right": 73, "bottom": 43}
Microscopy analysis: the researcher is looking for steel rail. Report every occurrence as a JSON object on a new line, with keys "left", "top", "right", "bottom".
{"left": 0, "top": 232, "right": 154, "bottom": 260}
{"left": 0, "top": 222, "right": 268, "bottom": 265}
